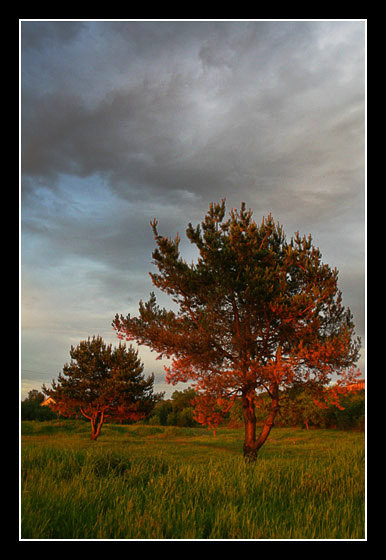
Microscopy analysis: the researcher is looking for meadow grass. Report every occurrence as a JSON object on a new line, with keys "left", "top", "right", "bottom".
{"left": 20, "top": 421, "right": 365, "bottom": 540}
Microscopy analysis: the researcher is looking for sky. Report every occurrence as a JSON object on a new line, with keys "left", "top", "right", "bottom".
{"left": 20, "top": 20, "right": 366, "bottom": 399}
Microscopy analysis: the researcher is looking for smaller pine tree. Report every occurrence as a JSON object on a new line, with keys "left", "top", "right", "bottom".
{"left": 43, "top": 336, "right": 163, "bottom": 440}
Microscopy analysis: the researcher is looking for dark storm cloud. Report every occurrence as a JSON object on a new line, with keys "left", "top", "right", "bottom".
{"left": 22, "top": 20, "right": 364, "bottom": 224}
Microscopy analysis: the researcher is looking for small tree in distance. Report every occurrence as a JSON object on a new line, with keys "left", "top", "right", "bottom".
{"left": 113, "top": 200, "right": 361, "bottom": 460}
{"left": 43, "top": 336, "right": 162, "bottom": 440}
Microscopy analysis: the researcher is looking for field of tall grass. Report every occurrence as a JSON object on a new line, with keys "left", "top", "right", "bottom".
{"left": 20, "top": 421, "right": 365, "bottom": 540}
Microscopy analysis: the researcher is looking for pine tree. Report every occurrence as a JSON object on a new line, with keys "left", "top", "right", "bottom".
{"left": 114, "top": 200, "right": 361, "bottom": 459}
{"left": 43, "top": 336, "right": 162, "bottom": 440}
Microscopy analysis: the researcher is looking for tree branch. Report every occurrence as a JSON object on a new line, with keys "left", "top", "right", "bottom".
{"left": 80, "top": 406, "right": 92, "bottom": 420}
{"left": 230, "top": 289, "right": 242, "bottom": 340}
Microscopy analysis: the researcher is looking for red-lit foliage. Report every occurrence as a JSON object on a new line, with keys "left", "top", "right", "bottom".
{"left": 114, "top": 201, "right": 361, "bottom": 459}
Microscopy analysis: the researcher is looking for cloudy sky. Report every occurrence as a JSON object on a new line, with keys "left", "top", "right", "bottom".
{"left": 20, "top": 20, "right": 366, "bottom": 399}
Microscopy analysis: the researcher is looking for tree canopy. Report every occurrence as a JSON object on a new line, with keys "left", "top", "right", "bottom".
{"left": 114, "top": 200, "right": 361, "bottom": 459}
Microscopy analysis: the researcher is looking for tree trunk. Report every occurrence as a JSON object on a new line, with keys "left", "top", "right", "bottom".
{"left": 90, "top": 411, "right": 104, "bottom": 441}
{"left": 242, "top": 385, "right": 279, "bottom": 461}
{"left": 242, "top": 390, "right": 258, "bottom": 460}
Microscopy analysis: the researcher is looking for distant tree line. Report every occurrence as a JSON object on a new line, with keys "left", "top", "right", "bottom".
{"left": 22, "top": 384, "right": 364, "bottom": 431}
{"left": 148, "top": 388, "right": 198, "bottom": 427}
{"left": 227, "top": 387, "right": 365, "bottom": 431}
{"left": 146, "top": 385, "right": 364, "bottom": 431}
{"left": 21, "top": 390, "right": 57, "bottom": 421}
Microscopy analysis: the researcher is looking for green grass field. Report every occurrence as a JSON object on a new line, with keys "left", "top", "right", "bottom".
{"left": 20, "top": 421, "right": 365, "bottom": 540}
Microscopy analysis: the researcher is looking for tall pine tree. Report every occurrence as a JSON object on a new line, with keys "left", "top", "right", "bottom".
{"left": 114, "top": 201, "right": 361, "bottom": 459}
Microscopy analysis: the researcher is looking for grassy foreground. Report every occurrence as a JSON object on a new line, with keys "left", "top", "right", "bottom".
{"left": 20, "top": 421, "right": 365, "bottom": 540}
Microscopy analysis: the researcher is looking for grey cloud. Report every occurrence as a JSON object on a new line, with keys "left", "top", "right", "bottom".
{"left": 21, "top": 21, "right": 86, "bottom": 51}
{"left": 22, "top": 21, "right": 364, "bottom": 222}
{"left": 21, "top": 19, "right": 365, "bottom": 269}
